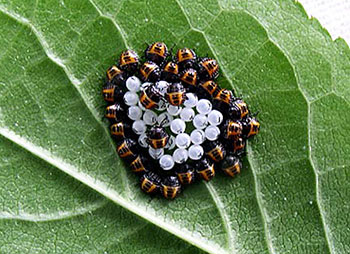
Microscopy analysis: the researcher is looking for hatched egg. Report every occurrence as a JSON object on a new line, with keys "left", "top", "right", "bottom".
{"left": 193, "top": 114, "right": 208, "bottom": 129}
{"left": 157, "top": 112, "right": 173, "bottom": 127}
{"left": 184, "top": 93, "right": 198, "bottom": 108}
{"left": 167, "top": 105, "right": 182, "bottom": 116}
{"left": 170, "top": 119, "right": 186, "bottom": 134}
{"left": 172, "top": 148, "right": 189, "bottom": 164}
{"left": 205, "top": 125, "right": 220, "bottom": 141}
{"left": 188, "top": 145, "right": 204, "bottom": 160}
{"left": 138, "top": 100, "right": 147, "bottom": 111}
{"left": 165, "top": 135, "right": 176, "bottom": 150}
{"left": 190, "top": 129, "right": 205, "bottom": 145}
{"left": 155, "top": 81, "right": 169, "bottom": 96}
{"left": 149, "top": 147, "right": 164, "bottom": 160}
{"left": 140, "top": 82, "right": 152, "bottom": 91}
{"left": 156, "top": 99, "right": 167, "bottom": 111}
{"left": 138, "top": 133, "right": 149, "bottom": 148}
{"left": 128, "top": 106, "right": 142, "bottom": 120}
{"left": 196, "top": 99, "right": 212, "bottom": 115}
{"left": 123, "top": 92, "right": 138, "bottom": 106}
{"left": 132, "top": 120, "right": 146, "bottom": 135}
{"left": 180, "top": 108, "right": 195, "bottom": 122}
{"left": 208, "top": 110, "right": 223, "bottom": 126}
{"left": 143, "top": 110, "right": 157, "bottom": 125}
{"left": 159, "top": 155, "right": 175, "bottom": 170}
{"left": 175, "top": 133, "right": 191, "bottom": 148}
{"left": 126, "top": 76, "right": 141, "bottom": 92}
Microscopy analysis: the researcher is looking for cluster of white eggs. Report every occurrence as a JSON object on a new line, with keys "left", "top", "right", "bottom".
{"left": 123, "top": 76, "right": 224, "bottom": 171}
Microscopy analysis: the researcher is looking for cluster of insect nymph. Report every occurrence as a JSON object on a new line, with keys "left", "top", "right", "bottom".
{"left": 102, "top": 42, "right": 260, "bottom": 199}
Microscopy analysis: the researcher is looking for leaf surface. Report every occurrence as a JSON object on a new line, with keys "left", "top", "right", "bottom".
{"left": 0, "top": 0, "right": 349, "bottom": 253}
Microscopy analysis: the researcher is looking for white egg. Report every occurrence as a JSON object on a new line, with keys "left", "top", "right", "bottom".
{"left": 172, "top": 148, "right": 189, "bottom": 164}
{"left": 204, "top": 125, "right": 220, "bottom": 141}
{"left": 155, "top": 81, "right": 169, "bottom": 96}
{"left": 175, "top": 133, "right": 191, "bottom": 148}
{"left": 180, "top": 107, "right": 195, "bottom": 122}
{"left": 140, "top": 82, "right": 152, "bottom": 91}
{"left": 193, "top": 114, "right": 208, "bottom": 129}
{"left": 123, "top": 92, "right": 139, "bottom": 106}
{"left": 138, "top": 100, "right": 147, "bottom": 111}
{"left": 132, "top": 120, "right": 146, "bottom": 135}
{"left": 207, "top": 109, "right": 223, "bottom": 126}
{"left": 126, "top": 76, "right": 141, "bottom": 92}
{"left": 196, "top": 99, "right": 212, "bottom": 115}
{"left": 165, "top": 135, "right": 176, "bottom": 150}
{"left": 159, "top": 155, "right": 175, "bottom": 170}
{"left": 127, "top": 106, "right": 143, "bottom": 120}
{"left": 156, "top": 99, "right": 167, "bottom": 111}
{"left": 188, "top": 145, "right": 204, "bottom": 160}
{"left": 190, "top": 129, "right": 206, "bottom": 145}
{"left": 170, "top": 119, "right": 186, "bottom": 134}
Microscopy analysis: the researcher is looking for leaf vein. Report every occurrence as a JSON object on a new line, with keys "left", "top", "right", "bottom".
{"left": 205, "top": 182, "right": 235, "bottom": 252}
{"left": 0, "top": 5, "right": 133, "bottom": 199}
{"left": 0, "top": 199, "right": 108, "bottom": 222}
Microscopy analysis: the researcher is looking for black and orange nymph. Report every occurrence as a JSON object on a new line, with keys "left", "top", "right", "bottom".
{"left": 101, "top": 41, "right": 260, "bottom": 199}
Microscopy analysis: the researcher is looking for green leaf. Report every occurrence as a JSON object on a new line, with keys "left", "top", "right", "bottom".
{"left": 0, "top": 0, "right": 349, "bottom": 253}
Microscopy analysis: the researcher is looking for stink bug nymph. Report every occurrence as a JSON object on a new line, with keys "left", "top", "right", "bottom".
{"left": 161, "top": 61, "right": 179, "bottom": 82}
{"left": 147, "top": 126, "right": 169, "bottom": 149}
{"left": 110, "top": 121, "right": 132, "bottom": 140}
{"left": 145, "top": 42, "right": 168, "bottom": 65}
{"left": 117, "top": 138, "right": 138, "bottom": 159}
{"left": 197, "top": 58, "right": 219, "bottom": 80}
{"left": 220, "top": 155, "right": 242, "bottom": 177}
{"left": 165, "top": 82, "right": 186, "bottom": 106}
{"left": 119, "top": 50, "right": 139, "bottom": 73}
{"left": 106, "top": 65, "right": 125, "bottom": 85}
{"left": 160, "top": 176, "right": 181, "bottom": 199}
{"left": 222, "top": 120, "right": 243, "bottom": 139}
{"left": 196, "top": 158, "right": 215, "bottom": 181}
{"left": 203, "top": 140, "right": 226, "bottom": 162}
{"left": 102, "top": 83, "right": 124, "bottom": 104}
{"left": 242, "top": 116, "right": 260, "bottom": 138}
{"left": 139, "top": 61, "right": 161, "bottom": 82}
{"left": 176, "top": 164, "right": 195, "bottom": 185}
{"left": 179, "top": 68, "right": 198, "bottom": 91}
{"left": 105, "top": 103, "right": 126, "bottom": 122}
{"left": 214, "top": 89, "right": 233, "bottom": 105}
{"left": 228, "top": 99, "right": 249, "bottom": 119}
{"left": 130, "top": 154, "right": 152, "bottom": 173}
{"left": 213, "top": 88, "right": 234, "bottom": 113}
{"left": 198, "top": 80, "right": 220, "bottom": 99}
{"left": 176, "top": 48, "right": 197, "bottom": 70}
{"left": 140, "top": 84, "right": 162, "bottom": 109}
{"left": 140, "top": 171, "right": 162, "bottom": 194}
{"left": 233, "top": 137, "right": 246, "bottom": 155}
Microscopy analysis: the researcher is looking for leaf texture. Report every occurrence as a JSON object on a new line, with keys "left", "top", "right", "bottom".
{"left": 0, "top": 0, "right": 349, "bottom": 253}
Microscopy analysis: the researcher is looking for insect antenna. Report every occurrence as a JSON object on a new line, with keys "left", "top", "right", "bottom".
{"left": 251, "top": 111, "right": 260, "bottom": 117}
{"left": 168, "top": 43, "right": 176, "bottom": 60}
